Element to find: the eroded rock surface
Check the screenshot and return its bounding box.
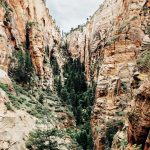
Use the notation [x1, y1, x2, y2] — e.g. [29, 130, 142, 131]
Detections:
[66, 0, 150, 149]
[0, 0, 64, 89]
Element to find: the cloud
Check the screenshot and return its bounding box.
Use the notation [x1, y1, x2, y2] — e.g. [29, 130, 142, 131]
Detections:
[46, 0, 104, 32]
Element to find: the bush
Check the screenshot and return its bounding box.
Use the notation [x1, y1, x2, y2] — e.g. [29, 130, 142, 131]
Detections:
[50, 56, 60, 76]
[5, 102, 14, 111]
[137, 51, 150, 72]
[106, 120, 124, 148]
[0, 0, 13, 12]
[26, 129, 63, 150]
[119, 139, 128, 150]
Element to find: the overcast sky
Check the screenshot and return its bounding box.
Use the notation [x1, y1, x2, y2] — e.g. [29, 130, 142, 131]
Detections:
[46, 0, 104, 32]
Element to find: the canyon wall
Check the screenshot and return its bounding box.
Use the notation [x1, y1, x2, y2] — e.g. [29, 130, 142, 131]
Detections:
[66, 0, 150, 149]
[0, 0, 65, 89]
[0, 0, 75, 149]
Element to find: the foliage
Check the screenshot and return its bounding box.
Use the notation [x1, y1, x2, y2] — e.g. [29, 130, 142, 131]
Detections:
[26, 129, 64, 150]
[137, 51, 150, 72]
[0, 82, 53, 120]
[9, 50, 34, 84]
[50, 55, 62, 93]
[57, 58, 95, 149]
[0, 0, 13, 12]
[105, 36, 119, 46]
[4, 102, 13, 111]
[66, 128, 83, 149]
[67, 125, 93, 150]
[0, 82, 22, 109]
[119, 139, 128, 150]
[0, 0, 13, 26]
[116, 111, 125, 116]
[133, 144, 142, 150]
[45, 45, 50, 56]
[50, 56, 60, 76]
[114, 81, 128, 96]
[143, 5, 149, 16]
[106, 120, 124, 148]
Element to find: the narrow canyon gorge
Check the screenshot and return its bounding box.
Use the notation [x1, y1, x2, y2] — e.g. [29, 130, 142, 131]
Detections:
[0, 0, 150, 150]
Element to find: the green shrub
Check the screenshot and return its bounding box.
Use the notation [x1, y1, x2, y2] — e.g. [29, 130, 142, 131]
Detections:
[51, 57, 95, 150]
[0, 0, 13, 12]
[143, 5, 148, 16]
[119, 139, 128, 149]
[0, 83, 22, 109]
[0, 83, 9, 92]
[114, 81, 128, 96]
[137, 51, 150, 72]
[116, 111, 125, 116]
[45, 45, 50, 56]
[5, 102, 14, 111]
[26, 129, 63, 150]
[57, 58, 95, 149]
[50, 56, 60, 76]
[106, 120, 124, 148]
[105, 36, 119, 46]
[133, 144, 142, 150]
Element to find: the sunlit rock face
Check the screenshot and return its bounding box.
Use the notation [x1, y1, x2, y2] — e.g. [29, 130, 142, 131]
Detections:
[66, 0, 150, 149]
[0, 0, 63, 89]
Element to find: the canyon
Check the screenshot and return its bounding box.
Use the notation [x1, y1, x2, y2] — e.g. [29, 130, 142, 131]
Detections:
[0, 0, 150, 150]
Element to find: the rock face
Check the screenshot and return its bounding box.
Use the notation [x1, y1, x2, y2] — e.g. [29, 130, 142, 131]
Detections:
[0, 1, 73, 150]
[0, 0, 64, 89]
[127, 80, 150, 150]
[66, 0, 150, 149]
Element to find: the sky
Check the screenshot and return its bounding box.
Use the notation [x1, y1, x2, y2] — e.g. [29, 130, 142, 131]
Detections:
[46, 0, 104, 32]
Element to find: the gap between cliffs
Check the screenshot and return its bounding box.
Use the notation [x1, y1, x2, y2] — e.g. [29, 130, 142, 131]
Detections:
[50, 48, 96, 149]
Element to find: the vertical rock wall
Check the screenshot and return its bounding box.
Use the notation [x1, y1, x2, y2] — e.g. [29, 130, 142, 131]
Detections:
[0, 0, 64, 89]
[66, 0, 150, 149]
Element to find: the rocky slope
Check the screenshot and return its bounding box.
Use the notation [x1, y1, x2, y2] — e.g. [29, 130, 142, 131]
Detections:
[66, 0, 150, 149]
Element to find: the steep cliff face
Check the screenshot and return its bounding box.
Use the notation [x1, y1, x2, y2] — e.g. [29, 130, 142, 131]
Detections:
[66, 0, 150, 149]
[0, 0, 64, 89]
[0, 0, 75, 149]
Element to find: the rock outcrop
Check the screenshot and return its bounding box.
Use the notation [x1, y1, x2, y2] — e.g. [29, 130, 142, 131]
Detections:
[0, 0, 64, 89]
[0, 1, 74, 149]
[127, 80, 150, 150]
[66, 0, 150, 149]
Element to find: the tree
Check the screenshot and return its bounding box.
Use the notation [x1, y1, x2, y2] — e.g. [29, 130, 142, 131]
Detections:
[58, 57, 95, 149]
[9, 50, 34, 84]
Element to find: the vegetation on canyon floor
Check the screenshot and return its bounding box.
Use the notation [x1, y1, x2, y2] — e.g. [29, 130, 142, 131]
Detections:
[51, 55, 96, 150]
